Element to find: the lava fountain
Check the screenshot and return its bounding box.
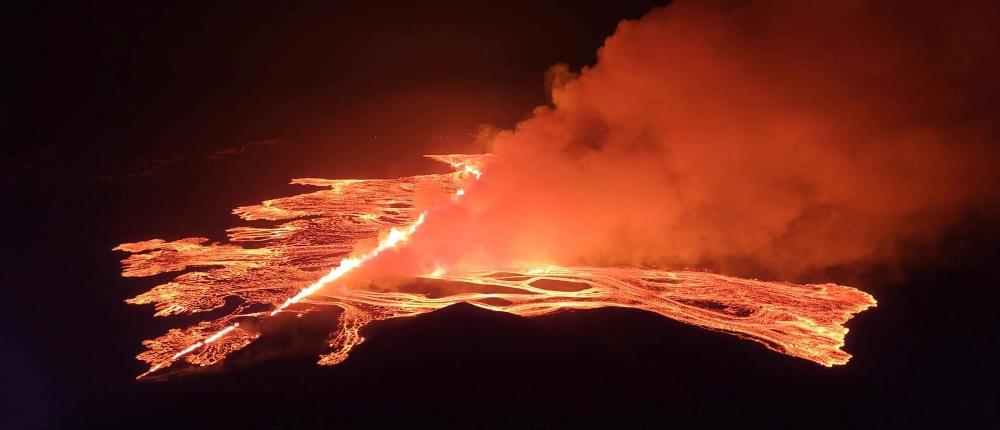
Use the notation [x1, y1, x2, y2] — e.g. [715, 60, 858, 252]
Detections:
[116, 154, 875, 379]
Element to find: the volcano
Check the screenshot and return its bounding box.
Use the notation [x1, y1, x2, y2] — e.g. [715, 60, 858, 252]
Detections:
[6, 0, 997, 428]
[115, 154, 875, 378]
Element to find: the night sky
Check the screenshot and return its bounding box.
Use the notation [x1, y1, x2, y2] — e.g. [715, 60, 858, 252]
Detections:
[3, 1, 998, 428]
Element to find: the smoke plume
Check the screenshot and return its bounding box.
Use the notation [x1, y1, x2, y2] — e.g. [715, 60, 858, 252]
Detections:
[381, 0, 1000, 281]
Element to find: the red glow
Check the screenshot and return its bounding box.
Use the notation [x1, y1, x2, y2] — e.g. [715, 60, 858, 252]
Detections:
[117, 155, 874, 378]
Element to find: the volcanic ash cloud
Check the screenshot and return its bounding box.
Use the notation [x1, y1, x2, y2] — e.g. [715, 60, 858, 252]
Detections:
[405, 0, 1000, 280]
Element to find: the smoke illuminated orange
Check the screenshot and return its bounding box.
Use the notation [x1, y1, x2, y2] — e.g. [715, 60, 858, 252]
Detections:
[116, 155, 875, 378]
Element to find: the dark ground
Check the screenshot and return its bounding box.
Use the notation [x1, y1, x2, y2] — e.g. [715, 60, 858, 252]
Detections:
[2, 1, 998, 428]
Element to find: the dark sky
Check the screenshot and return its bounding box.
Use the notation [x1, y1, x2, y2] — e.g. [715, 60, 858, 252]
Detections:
[2, 1, 998, 429]
[5, 1, 661, 178]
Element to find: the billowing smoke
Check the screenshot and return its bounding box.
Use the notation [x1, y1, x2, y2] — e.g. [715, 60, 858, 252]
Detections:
[373, 0, 999, 281]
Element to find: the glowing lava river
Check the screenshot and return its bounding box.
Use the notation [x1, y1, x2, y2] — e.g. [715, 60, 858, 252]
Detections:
[116, 154, 876, 378]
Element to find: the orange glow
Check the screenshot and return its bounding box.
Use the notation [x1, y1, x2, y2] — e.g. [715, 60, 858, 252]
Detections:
[268, 211, 427, 317]
[117, 155, 874, 378]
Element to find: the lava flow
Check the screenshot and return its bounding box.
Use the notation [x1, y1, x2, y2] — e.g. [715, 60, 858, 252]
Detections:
[116, 154, 875, 378]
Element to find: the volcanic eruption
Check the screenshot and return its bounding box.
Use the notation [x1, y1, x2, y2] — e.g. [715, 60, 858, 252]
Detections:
[118, 155, 875, 378]
[116, 0, 999, 379]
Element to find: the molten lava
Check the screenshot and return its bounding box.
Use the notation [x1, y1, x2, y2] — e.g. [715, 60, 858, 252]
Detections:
[116, 155, 875, 378]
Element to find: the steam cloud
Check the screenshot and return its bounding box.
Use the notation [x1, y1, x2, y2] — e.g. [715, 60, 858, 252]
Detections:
[381, 0, 999, 281]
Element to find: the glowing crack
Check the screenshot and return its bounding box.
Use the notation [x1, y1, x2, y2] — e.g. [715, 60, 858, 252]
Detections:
[116, 154, 875, 378]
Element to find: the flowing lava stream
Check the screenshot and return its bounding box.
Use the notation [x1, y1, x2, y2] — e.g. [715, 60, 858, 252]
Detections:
[116, 155, 875, 378]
